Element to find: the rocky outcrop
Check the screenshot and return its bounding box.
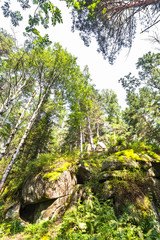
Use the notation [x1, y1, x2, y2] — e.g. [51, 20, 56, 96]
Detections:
[5, 202, 20, 221]
[97, 153, 160, 219]
[101, 158, 139, 172]
[22, 170, 77, 204]
[18, 170, 79, 222]
[3, 150, 160, 226]
[38, 184, 84, 222]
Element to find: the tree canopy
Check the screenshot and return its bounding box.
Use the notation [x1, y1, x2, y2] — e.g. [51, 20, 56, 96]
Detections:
[1, 0, 160, 62]
[72, 0, 160, 63]
[119, 52, 160, 144]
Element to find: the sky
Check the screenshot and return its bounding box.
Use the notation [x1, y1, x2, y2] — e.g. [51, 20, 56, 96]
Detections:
[0, 1, 159, 109]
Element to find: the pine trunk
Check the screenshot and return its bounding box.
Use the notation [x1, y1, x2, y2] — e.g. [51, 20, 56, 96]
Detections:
[87, 115, 94, 150]
[97, 122, 99, 144]
[80, 124, 83, 155]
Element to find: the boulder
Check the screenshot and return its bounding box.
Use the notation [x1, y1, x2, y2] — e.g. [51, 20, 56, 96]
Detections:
[96, 142, 107, 152]
[101, 181, 114, 200]
[20, 170, 87, 223]
[38, 184, 84, 222]
[102, 159, 139, 172]
[22, 170, 77, 204]
[98, 170, 129, 182]
[37, 196, 70, 222]
[5, 202, 20, 220]
[85, 144, 96, 152]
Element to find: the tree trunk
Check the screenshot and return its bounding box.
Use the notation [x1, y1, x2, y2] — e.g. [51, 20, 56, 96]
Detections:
[96, 122, 99, 144]
[0, 91, 36, 161]
[80, 123, 83, 155]
[0, 83, 51, 192]
[106, 0, 159, 14]
[87, 115, 94, 150]
[0, 78, 27, 115]
[0, 101, 16, 128]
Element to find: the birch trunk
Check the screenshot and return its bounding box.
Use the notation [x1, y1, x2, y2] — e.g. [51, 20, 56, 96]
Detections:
[0, 92, 36, 161]
[0, 78, 27, 115]
[0, 99, 18, 128]
[0, 84, 51, 192]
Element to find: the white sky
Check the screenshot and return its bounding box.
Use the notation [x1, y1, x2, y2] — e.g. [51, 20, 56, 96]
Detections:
[0, 0, 159, 109]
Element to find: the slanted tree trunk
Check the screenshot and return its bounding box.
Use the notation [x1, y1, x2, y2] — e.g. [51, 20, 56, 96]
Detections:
[0, 83, 51, 192]
[0, 100, 16, 128]
[0, 91, 36, 161]
[0, 78, 28, 115]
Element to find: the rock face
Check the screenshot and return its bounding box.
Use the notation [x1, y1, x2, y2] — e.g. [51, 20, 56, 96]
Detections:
[22, 170, 77, 204]
[38, 184, 84, 222]
[97, 154, 160, 219]
[4, 150, 160, 226]
[101, 158, 139, 172]
[19, 170, 85, 223]
[5, 202, 20, 221]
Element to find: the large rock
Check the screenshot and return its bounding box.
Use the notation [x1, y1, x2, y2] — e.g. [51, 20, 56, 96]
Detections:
[37, 196, 70, 222]
[98, 170, 130, 183]
[5, 202, 20, 220]
[38, 184, 84, 222]
[22, 170, 77, 204]
[102, 158, 139, 172]
[101, 181, 114, 200]
[85, 143, 96, 152]
[96, 142, 107, 152]
[20, 184, 85, 223]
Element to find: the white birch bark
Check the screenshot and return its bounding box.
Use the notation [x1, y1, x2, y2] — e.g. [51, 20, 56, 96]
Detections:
[0, 91, 36, 161]
[0, 83, 51, 192]
[0, 78, 27, 115]
[0, 100, 17, 128]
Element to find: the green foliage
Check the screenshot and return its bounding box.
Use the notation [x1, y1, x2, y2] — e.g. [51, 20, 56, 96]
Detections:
[43, 161, 72, 181]
[120, 52, 160, 144]
[24, 220, 52, 240]
[56, 195, 160, 239]
[0, 219, 25, 237]
[1, 0, 63, 31]
[0, 151, 79, 200]
[0, 28, 15, 56]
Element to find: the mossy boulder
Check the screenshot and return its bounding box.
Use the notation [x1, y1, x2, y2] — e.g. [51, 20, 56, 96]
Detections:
[96, 148, 160, 219]
[102, 158, 139, 172]
[22, 170, 77, 204]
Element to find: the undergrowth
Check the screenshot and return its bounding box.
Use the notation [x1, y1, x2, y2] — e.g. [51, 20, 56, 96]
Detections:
[56, 195, 160, 240]
[1, 195, 159, 239]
